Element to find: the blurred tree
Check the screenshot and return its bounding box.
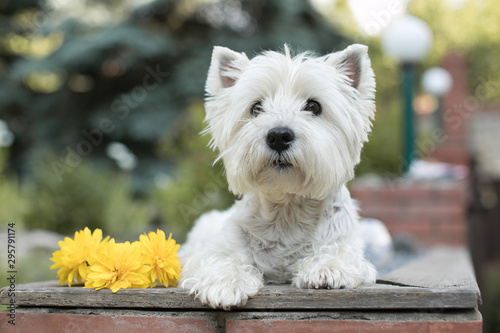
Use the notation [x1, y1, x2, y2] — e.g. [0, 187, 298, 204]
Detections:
[0, 0, 351, 235]
[0, 148, 28, 228]
[311, 0, 404, 176]
[314, 0, 500, 177]
[353, 40, 402, 176]
[0, 0, 348, 194]
[148, 0, 351, 234]
[410, 0, 500, 102]
[24, 153, 153, 237]
[151, 101, 234, 239]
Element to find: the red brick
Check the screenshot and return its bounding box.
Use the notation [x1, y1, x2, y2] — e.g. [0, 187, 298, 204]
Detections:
[431, 213, 466, 229]
[357, 205, 402, 220]
[438, 221, 467, 233]
[429, 147, 470, 165]
[1, 314, 482, 333]
[433, 231, 468, 247]
[352, 179, 469, 246]
[437, 188, 468, 205]
[435, 210, 467, 223]
[406, 205, 464, 222]
[422, 230, 467, 247]
[386, 222, 432, 236]
[379, 188, 405, 204]
[226, 319, 482, 333]
[350, 189, 374, 202]
[397, 188, 432, 202]
[0, 312, 216, 333]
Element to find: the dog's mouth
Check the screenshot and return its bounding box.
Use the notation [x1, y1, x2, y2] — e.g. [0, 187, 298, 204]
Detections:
[271, 158, 293, 169]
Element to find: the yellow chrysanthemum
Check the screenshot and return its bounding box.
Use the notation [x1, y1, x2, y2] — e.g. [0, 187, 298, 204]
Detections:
[50, 227, 109, 287]
[84, 240, 150, 293]
[139, 229, 181, 287]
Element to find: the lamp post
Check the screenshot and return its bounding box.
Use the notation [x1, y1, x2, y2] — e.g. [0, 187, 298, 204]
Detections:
[421, 67, 453, 129]
[382, 16, 432, 174]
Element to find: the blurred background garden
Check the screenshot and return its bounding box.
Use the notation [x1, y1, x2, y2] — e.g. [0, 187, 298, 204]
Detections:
[1, 0, 500, 330]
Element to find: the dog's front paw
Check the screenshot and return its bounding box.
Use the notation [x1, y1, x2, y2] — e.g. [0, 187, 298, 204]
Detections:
[181, 266, 263, 310]
[293, 265, 361, 289]
[293, 248, 376, 289]
[194, 280, 254, 310]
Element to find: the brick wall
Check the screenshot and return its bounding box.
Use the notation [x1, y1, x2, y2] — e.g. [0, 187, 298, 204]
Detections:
[350, 53, 473, 248]
[351, 179, 468, 247]
[428, 53, 470, 165]
[1, 309, 483, 333]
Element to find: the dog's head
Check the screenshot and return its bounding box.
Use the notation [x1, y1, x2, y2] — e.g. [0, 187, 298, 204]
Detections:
[204, 45, 375, 199]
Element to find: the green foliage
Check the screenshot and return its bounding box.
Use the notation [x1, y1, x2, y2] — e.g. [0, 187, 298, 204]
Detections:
[103, 176, 155, 239]
[410, 0, 500, 103]
[0, 148, 29, 228]
[484, 265, 500, 333]
[152, 102, 234, 239]
[1, 247, 54, 311]
[0, 0, 353, 239]
[468, 44, 500, 103]
[356, 101, 402, 176]
[1, 0, 348, 191]
[321, 0, 500, 177]
[5, 248, 54, 286]
[355, 40, 403, 176]
[24, 154, 152, 239]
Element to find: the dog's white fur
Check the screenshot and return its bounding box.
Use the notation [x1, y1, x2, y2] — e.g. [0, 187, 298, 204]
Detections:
[179, 44, 377, 309]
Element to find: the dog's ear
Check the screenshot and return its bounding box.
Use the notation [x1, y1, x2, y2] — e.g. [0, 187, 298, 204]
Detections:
[323, 44, 375, 95]
[206, 46, 249, 95]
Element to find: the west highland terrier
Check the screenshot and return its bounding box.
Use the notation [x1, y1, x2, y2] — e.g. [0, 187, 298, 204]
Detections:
[179, 44, 377, 309]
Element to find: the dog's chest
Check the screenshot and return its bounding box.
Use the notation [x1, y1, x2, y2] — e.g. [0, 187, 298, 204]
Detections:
[242, 211, 318, 283]
[251, 238, 312, 283]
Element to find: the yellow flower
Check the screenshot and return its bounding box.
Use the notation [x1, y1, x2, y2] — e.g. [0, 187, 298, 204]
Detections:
[84, 240, 150, 293]
[50, 227, 109, 287]
[139, 230, 181, 287]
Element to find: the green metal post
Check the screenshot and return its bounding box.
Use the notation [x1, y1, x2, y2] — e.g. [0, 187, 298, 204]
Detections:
[402, 63, 415, 174]
[435, 96, 443, 130]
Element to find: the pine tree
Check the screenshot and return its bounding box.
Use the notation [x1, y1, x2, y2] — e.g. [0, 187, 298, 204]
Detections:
[0, 0, 348, 191]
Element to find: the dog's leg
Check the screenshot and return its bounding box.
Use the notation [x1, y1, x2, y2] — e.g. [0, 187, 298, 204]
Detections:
[181, 248, 263, 309]
[292, 241, 376, 289]
[292, 190, 377, 290]
[180, 216, 263, 310]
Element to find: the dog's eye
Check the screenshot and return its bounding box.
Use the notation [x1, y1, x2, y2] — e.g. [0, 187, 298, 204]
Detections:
[250, 101, 264, 117]
[304, 100, 322, 116]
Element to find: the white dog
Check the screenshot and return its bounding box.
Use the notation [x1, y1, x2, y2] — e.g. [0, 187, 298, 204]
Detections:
[179, 44, 377, 310]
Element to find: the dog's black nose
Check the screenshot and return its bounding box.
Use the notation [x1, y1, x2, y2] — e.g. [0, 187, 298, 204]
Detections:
[266, 127, 295, 153]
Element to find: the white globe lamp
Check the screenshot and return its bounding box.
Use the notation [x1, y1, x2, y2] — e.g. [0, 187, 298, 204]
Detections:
[421, 67, 453, 97]
[382, 16, 433, 63]
[421, 67, 453, 128]
[381, 15, 433, 174]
